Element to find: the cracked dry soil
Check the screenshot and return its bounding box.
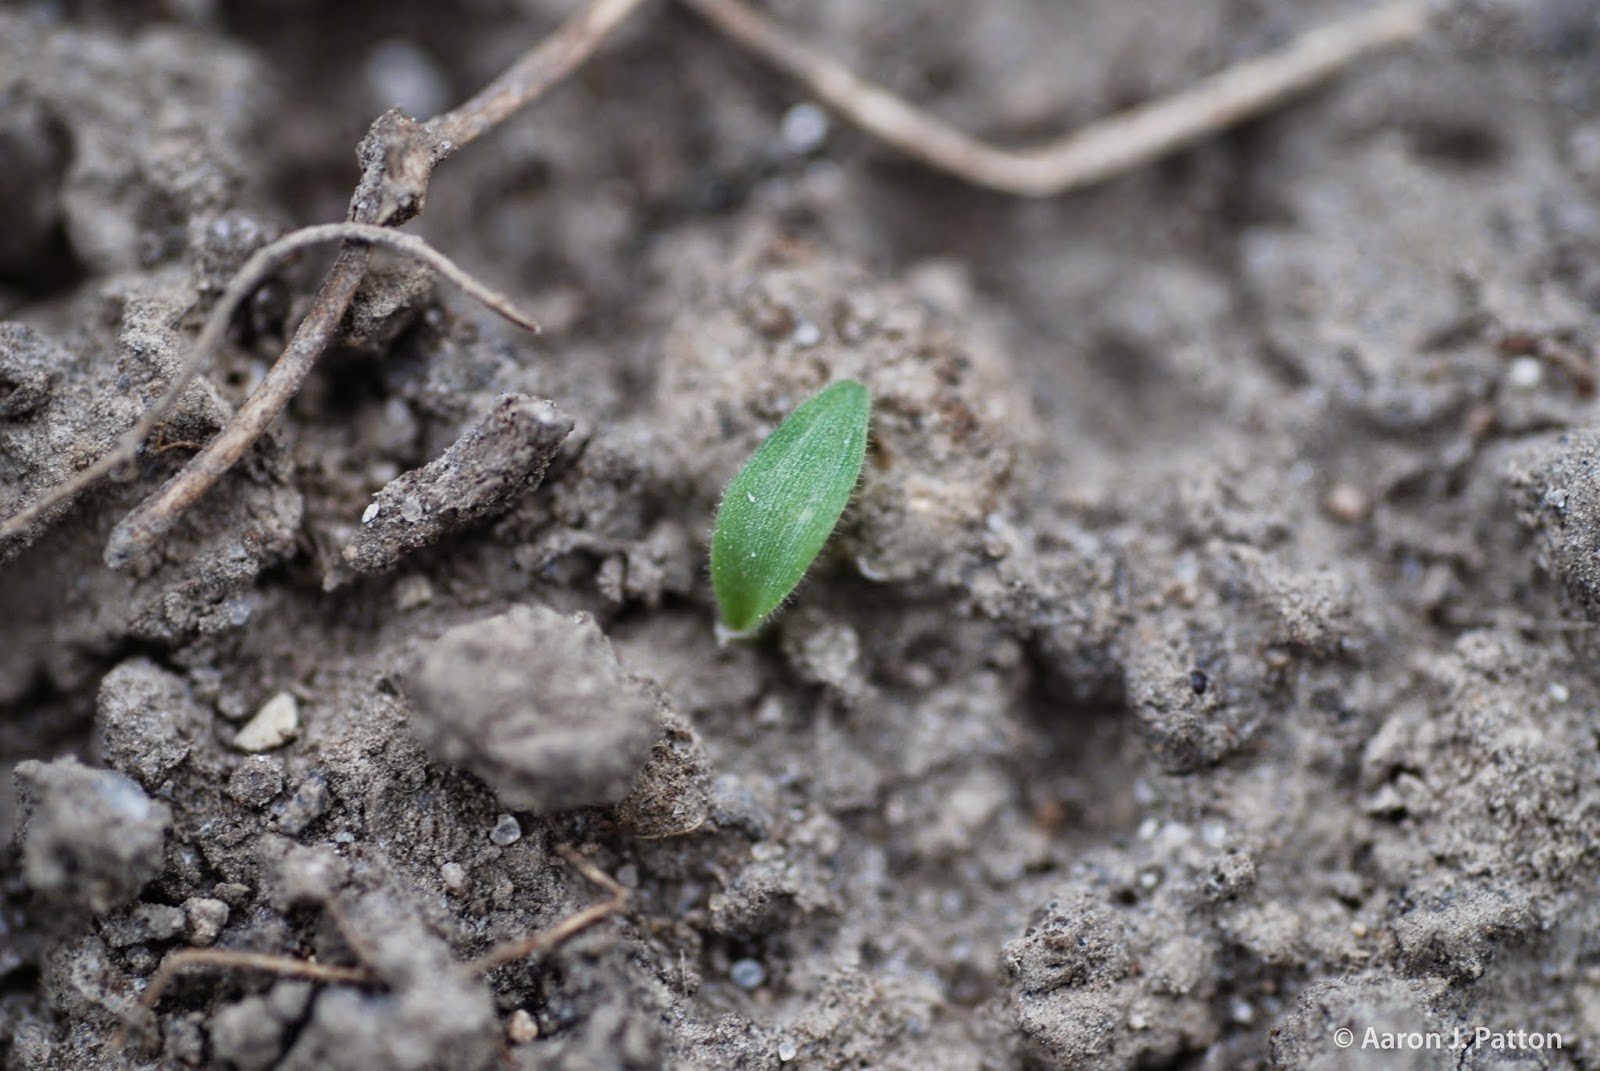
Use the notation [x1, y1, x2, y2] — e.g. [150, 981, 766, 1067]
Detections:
[5, 1, 1600, 1069]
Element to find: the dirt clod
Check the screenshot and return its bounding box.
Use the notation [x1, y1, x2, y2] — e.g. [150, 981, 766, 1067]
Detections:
[14, 757, 171, 914]
[406, 604, 662, 813]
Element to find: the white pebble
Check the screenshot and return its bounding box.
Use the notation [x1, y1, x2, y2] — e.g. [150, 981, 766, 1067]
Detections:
[780, 102, 829, 154]
[440, 862, 467, 892]
[506, 1008, 539, 1044]
[791, 319, 821, 347]
[362, 501, 380, 524]
[1507, 356, 1543, 390]
[232, 692, 299, 752]
[777, 1038, 798, 1062]
[489, 814, 522, 846]
[730, 958, 766, 990]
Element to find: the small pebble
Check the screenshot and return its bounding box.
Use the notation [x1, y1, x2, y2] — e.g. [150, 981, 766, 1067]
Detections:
[1549, 682, 1570, 703]
[506, 1009, 539, 1044]
[729, 958, 766, 990]
[440, 861, 467, 892]
[233, 692, 299, 752]
[1507, 355, 1543, 390]
[489, 814, 522, 846]
[1324, 482, 1369, 524]
[790, 319, 821, 347]
[226, 755, 285, 808]
[777, 1038, 799, 1062]
[362, 501, 381, 524]
[183, 897, 230, 946]
[273, 773, 331, 836]
[780, 102, 829, 154]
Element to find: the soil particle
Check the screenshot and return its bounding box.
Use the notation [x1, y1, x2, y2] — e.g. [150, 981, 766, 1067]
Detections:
[181, 896, 229, 946]
[1004, 891, 1216, 1069]
[208, 980, 312, 1071]
[337, 392, 572, 581]
[1507, 429, 1600, 619]
[94, 658, 209, 790]
[405, 603, 663, 813]
[13, 756, 171, 914]
[225, 754, 285, 808]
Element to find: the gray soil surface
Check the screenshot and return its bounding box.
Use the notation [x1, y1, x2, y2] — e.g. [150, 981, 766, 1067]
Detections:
[4, 1, 1600, 1069]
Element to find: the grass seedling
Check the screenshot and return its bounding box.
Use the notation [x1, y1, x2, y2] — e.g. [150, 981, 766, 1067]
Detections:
[710, 380, 870, 640]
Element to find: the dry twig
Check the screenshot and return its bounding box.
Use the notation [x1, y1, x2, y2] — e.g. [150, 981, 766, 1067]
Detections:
[134, 948, 375, 1012]
[681, 0, 1430, 197]
[114, 949, 373, 1049]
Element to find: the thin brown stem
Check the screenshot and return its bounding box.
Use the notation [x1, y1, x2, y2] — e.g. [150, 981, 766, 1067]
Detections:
[681, 0, 1430, 197]
[115, 948, 373, 1048]
[99, 224, 539, 568]
[140, 948, 374, 1010]
[426, 0, 651, 156]
[470, 846, 628, 973]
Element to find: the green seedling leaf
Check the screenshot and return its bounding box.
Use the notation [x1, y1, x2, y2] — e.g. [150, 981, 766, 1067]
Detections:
[711, 379, 871, 639]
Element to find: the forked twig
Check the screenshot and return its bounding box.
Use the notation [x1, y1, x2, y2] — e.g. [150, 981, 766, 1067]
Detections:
[97, 225, 539, 567]
[0, 0, 645, 566]
[135, 948, 375, 1011]
[681, 0, 1430, 197]
[114, 949, 373, 1048]
[471, 846, 628, 973]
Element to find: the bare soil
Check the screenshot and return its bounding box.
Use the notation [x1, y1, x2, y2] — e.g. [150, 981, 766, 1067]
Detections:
[4, 2, 1600, 1069]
